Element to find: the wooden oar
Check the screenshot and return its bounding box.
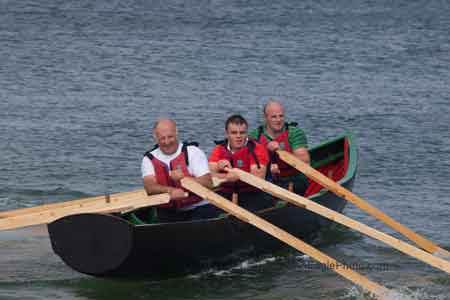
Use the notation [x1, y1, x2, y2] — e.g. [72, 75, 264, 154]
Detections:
[229, 167, 450, 275]
[0, 190, 170, 231]
[0, 189, 148, 218]
[180, 178, 392, 300]
[277, 150, 450, 258]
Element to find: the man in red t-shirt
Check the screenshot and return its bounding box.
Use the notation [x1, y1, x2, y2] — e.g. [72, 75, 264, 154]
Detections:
[209, 114, 274, 211]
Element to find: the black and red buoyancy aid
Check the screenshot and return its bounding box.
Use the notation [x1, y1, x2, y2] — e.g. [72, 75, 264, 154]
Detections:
[257, 122, 298, 177]
[144, 142, 203, 209]
[214, 139, 261, 193]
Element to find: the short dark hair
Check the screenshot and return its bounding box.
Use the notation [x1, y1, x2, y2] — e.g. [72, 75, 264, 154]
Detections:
[225, 114, 248, 130]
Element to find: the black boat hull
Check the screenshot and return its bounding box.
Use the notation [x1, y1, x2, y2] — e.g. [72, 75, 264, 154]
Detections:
[48, 134, 357, 277]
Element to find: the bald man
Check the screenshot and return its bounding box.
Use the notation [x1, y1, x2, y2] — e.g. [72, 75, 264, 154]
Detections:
[249, 100, 310, 195]
[141, 119, 220, 221]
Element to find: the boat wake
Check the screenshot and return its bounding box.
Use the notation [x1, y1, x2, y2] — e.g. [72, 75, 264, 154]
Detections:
[343, 286, 448, 300]
[188, 256, 282, 278]
[188, 252, 315, 279]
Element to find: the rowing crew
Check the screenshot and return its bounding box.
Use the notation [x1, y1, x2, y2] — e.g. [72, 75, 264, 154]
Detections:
[141, 100, 310, 222]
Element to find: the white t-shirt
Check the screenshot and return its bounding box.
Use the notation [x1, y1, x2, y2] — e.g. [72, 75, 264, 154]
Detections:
[141, 143, 210, 210]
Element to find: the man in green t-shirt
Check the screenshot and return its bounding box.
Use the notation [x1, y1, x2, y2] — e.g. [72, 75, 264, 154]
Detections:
[249, 100, 310, 195]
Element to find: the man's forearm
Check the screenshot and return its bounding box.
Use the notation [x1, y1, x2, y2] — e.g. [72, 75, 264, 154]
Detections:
[208, 163, 227, 182]
[144, 181, 174, 195]
[144, 176, 212, 195]
[193, 173, 213, 189]
[208, 162, 221, 173]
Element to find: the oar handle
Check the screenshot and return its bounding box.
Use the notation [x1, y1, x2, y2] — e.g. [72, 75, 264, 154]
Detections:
[0, 192, 170, 231]
[232, 193, 239, 204]
[288, 182, 294, 192]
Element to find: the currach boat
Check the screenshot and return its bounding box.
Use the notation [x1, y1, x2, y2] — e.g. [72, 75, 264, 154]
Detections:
[47, 134, 357, 277]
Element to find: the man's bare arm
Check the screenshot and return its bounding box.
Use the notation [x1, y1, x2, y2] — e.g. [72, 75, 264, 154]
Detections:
[209, 162, 239, 182]
[193, 173, 213, 189]
[143, 175, 175, 195]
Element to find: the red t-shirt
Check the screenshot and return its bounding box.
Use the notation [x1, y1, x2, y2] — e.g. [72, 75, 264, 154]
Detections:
[209, 142, 269, 167]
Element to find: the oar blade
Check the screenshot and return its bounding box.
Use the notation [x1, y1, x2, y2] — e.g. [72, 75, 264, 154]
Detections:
[180, 178, 391, 299]
[277, 149, 449, 257]
[228, 167, 450, 275]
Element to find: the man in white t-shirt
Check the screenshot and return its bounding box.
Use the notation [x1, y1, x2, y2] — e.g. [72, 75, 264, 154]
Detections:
[141, 118, 221, 221]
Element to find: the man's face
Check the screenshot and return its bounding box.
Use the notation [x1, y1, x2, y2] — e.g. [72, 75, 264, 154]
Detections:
[226, 122, 248, 151]
[154, 122, 179, 155]
[265, 104, 285, 133]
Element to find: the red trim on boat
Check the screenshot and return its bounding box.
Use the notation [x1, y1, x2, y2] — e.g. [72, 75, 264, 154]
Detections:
[304, 138, 349, 197]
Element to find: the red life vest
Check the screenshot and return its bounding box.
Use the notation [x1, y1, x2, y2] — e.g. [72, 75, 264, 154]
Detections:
[213, 139, 261, 193]
[257, 122, 298, 177]
[144, 143, 203, 209]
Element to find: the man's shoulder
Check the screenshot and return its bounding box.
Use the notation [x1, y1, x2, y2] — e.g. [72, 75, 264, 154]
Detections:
[208, 144, 223, 162]
[186, 143, 205, 152]
[143, 147, 159, 158]
[186, 144, 208, 159]
[142, 154, 151, 165]
[287, 123, 308, 148]
[288, 123, 306, 136]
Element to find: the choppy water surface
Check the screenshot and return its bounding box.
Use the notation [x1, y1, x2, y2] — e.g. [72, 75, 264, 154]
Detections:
[1, 0, 450, 299]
